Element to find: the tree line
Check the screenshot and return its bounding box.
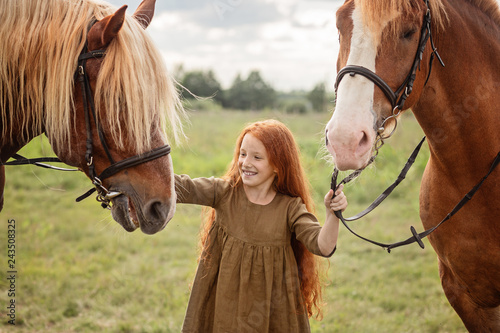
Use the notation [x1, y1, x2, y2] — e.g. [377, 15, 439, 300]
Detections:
[175, 65, 333, 113]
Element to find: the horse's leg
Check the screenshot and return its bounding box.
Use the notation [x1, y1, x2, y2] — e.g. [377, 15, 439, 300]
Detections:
[0, 165, 4, 211]
[439, 259, 500, 332]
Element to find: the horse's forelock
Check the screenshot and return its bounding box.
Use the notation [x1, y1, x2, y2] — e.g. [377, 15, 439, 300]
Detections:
[353, 0, 448, 38]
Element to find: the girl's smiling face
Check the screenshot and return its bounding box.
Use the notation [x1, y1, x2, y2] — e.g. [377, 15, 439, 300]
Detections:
[238, 134, 276, 191]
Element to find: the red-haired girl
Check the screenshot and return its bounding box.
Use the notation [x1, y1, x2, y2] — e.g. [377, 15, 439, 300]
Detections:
[175, 119, 347, 332]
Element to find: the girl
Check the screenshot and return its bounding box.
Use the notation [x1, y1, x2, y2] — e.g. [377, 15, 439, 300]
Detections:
[175, 119, 347, 332]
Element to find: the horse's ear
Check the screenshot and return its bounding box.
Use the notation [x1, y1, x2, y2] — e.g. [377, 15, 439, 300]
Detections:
[132, 0, 156, 29]
[87, 5, 127, 50]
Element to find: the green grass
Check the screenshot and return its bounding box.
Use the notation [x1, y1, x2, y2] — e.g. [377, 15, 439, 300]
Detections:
[0, 110, 466, 332]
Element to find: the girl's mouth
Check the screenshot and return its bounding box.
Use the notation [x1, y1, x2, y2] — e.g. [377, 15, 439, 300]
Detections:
[242, 170, 257, 177]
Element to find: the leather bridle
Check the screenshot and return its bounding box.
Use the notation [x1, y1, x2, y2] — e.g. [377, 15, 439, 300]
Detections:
[329, 0, 444, 204]
[328, 0, 499, 252]
[73, 44, 171, 208]
[4, 27, 172, 209]
[334, 0, 444, 142]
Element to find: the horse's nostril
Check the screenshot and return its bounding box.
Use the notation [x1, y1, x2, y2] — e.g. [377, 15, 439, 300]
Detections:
[325, 129, 329, 146]
[355, 130, 372, 157]
[139, 199, 171, 234]
[146, 200, 168, 222]
[359, 131, 369, 148]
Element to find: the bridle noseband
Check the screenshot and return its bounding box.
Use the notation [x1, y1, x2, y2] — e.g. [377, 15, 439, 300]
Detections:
[4, 25, 172, 210]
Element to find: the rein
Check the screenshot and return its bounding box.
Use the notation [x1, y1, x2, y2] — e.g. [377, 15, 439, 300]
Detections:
[3, 25, 172, 209]
[331, 142, 500, 253]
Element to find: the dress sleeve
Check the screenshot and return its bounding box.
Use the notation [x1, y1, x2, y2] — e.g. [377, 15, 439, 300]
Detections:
[288, 197, 336, 258]
[175, 174, 226, 207]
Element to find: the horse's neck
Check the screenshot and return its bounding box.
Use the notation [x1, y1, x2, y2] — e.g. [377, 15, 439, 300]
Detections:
[1, 141, 24, 163]
[1, 123, 41, 211]
[0, 165, 4, 212]
[0, 132, 19, 213]
[1, 126, 41, 163]
[413, 1, 500, 176]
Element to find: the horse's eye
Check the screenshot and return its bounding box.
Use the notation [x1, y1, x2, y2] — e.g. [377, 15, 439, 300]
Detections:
[402, 28, 417, 39]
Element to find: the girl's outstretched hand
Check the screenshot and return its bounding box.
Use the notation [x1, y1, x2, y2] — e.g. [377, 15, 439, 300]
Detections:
[324, 184, 348, 213]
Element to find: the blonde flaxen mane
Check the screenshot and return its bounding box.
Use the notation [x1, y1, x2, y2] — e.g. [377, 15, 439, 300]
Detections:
[0, 0, 184, 152]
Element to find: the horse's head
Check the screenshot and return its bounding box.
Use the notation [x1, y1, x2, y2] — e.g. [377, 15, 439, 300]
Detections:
[50, 0, 184, 234]
[325, 0, 444, 171]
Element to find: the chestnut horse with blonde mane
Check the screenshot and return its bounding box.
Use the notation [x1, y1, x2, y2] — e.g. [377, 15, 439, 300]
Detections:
[0, 0, 185, 234]
[326, 0, 500, 331]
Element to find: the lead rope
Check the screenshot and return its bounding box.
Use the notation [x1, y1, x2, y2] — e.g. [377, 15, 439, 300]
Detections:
[331, 138, 500, 253]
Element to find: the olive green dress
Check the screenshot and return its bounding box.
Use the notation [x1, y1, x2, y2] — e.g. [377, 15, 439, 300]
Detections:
[175, 175, 334, 333]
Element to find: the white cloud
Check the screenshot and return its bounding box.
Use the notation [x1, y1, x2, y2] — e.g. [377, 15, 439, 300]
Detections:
[292, 2, 338, 28]
[106, 0, 343, 91]
[260, 20, 291, 40]
[150, 12, 183, 31]
[206, 27, 237, 41]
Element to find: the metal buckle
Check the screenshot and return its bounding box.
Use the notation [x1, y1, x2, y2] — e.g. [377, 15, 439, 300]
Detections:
[92, 177, 122, 209]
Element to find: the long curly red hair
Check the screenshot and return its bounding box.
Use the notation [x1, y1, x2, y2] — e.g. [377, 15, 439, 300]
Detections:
[199, 119, 324, 319]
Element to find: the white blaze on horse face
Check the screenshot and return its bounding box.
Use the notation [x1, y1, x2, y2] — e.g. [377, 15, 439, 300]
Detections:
[326, 6, 380, 171]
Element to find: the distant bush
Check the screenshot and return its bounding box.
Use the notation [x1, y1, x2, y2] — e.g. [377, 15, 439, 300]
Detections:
[223, 70, 277, 110]
[179, 69, 224, 105]
[285, 101, 308, 114]
[307, 82, 327, 112]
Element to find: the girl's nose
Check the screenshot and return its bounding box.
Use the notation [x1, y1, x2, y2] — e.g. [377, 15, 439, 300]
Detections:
[242, 158, 252, 168]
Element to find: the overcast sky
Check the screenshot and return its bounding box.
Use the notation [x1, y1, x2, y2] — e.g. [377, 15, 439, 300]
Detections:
[105, 0, 344, 92]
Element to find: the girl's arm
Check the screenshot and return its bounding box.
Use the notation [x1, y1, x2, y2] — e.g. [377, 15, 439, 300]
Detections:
[175, 174, 225, 207]
[317, 185, 347, 256]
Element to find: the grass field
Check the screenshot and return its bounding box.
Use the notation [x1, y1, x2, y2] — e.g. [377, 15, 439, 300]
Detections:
[0, 109, 466, 332]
